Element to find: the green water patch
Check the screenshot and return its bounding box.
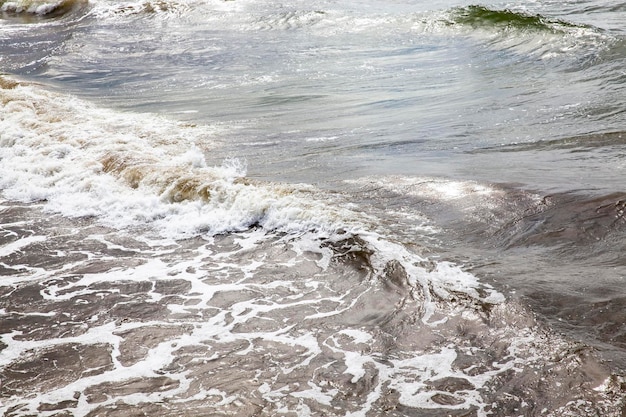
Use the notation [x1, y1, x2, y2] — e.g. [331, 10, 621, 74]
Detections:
[449, 5, 582, 33]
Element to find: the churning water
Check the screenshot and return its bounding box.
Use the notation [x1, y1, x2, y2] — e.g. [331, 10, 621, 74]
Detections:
[1, 0, 625, 415]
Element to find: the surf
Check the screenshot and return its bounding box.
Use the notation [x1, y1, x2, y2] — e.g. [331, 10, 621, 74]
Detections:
[0, 0, 87, 21]
[0, 72, 624, 416]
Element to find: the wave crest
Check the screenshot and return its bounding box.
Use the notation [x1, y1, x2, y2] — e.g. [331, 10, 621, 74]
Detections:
[0, 0, 87, 20]
[448, 5, 582, 33]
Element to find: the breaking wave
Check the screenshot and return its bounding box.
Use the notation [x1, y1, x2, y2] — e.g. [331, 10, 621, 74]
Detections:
[447, 5, 586, 33]
[0, 73, 625, 415]
[0, 0, 86, 19]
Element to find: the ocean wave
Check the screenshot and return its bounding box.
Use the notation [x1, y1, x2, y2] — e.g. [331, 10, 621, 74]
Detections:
[86, 0, 192, 19]
[430, 5, 610, 62]
[0, 0, 87, 19]
[447, 5, 584, 33]
[247, 9, 328, 31]
[0, 76, 381, 243]
[58, 0, 614, 66]
[0, 76, 504, 307]
[214, 3, 612, 62]
[1, 75, 625, 416]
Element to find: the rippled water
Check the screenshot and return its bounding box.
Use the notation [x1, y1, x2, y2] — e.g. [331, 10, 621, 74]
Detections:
[1, 0, 625, 415]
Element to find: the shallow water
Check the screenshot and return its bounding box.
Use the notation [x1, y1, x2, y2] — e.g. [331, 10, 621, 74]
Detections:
[1, 0, 626, 415]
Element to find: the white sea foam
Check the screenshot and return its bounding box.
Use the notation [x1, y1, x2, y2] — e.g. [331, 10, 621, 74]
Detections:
[0, 230, 489, 415]
[1, 211, 621, 416]
[0, 0, 68, 15]
[0, 79, 360, 239]
[0, 235, 46, 257]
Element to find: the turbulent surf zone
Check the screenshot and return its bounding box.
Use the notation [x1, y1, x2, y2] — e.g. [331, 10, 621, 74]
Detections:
[2, 0, 626, 414]
[0, 76, 624, 416]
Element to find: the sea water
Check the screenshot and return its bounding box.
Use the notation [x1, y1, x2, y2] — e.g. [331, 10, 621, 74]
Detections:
[1, 0, 625, 415]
